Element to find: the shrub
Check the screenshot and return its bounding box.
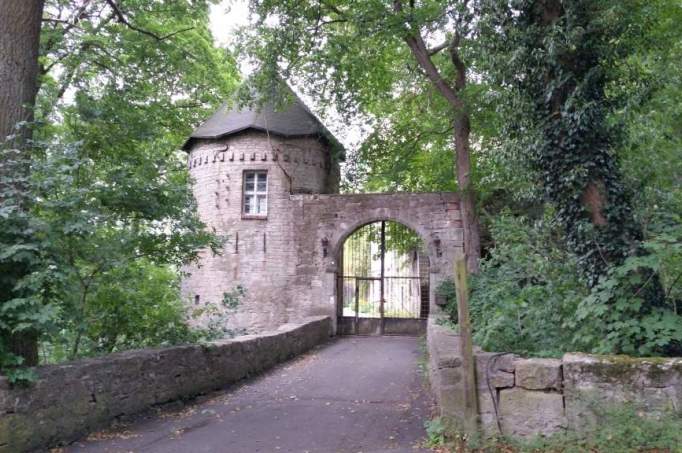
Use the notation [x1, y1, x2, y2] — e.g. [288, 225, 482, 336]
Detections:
[42, 261, 199, 362]
[568, 222, 682, 356]
[445, 211, 682, 358]
[462, 212, 587, 357]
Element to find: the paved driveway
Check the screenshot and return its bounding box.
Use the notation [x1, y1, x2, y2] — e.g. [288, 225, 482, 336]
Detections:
[66, 336, 433, 453]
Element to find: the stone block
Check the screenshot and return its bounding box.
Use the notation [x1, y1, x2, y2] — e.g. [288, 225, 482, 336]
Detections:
[562, 353, 682, 431]
[499, 388, 566, 437]
[437, 354, 462, 369]
[439, 367, 463, 386]
[516, 358, 562, 390]
[475, 353, 516, 389]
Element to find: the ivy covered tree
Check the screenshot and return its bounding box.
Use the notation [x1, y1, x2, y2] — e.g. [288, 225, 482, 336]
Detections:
[475, 0, 681, 354]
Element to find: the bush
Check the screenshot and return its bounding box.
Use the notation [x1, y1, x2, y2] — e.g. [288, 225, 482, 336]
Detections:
[445, 212, 682, 358]
[460, 212, 587, 357]
[42, 261, 199, 362]
[436, 279, 458, 324]
[568, 223, 682, 356]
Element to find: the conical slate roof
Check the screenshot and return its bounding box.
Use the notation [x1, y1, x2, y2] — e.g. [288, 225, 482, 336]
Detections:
[182, 92, 343, 155]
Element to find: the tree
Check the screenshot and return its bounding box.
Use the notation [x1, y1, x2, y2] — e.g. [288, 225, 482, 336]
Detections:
[475, 0, 681, 353]
[240, 0, 482, 272]
[1, 0, 238, 375]
[0, 0, 44, 145]
[0, 0, 46, 366]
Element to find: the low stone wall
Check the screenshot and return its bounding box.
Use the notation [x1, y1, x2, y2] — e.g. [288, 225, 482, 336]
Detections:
[427, 316, 682, 439]
[0, 316, 331, 452]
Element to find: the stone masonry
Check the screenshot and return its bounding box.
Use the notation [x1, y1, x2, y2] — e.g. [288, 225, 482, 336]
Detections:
[427, 316, 682, 439]
[0, 316, 332, 452]
[181, 101, 463, 334]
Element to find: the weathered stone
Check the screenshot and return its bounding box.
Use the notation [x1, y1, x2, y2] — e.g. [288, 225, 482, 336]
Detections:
[515, 358, 562, 390]
[0, 316, 331, 453]
[477, 388, 501, 436]
[182, 122, 463, 335]
[427, 318, 468, 429]
[562, 353, 682, 431]
[438, 354, 463, 369]
[499, 388, 566, 437]
[475, 353, 516, 389]
[428, 330, 682, 441]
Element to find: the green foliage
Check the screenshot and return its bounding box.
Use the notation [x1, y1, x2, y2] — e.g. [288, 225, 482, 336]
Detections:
[476, 0, 647, 283]
[191, 285, 246, 341]
[451, 213, 681, 357]
[1, 0, 239, 376]
[471, 0, 682, 355]
[569, 224, 682, 355]
[39, 0, 237, 142]
[423, 417, 446, 448]
[42, 262, 195, 362]
[239, 0, 496, 194]
[0, 136, 223, 371]
[436, 279, 458, 324]
[618, 2, 682, 236]
[464, 212, 587, 357]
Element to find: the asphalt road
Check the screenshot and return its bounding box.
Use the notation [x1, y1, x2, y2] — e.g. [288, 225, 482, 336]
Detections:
[65, 336, 434, 453]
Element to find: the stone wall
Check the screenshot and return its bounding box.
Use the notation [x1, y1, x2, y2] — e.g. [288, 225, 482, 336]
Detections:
[181, 130, 339, 332]
[0, 316, 331, 453]
[290, 192, 463, 332]
[427, 317, 682, 439]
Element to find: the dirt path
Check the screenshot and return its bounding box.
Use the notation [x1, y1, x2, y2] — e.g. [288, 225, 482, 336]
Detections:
[65, 336, 434, 453]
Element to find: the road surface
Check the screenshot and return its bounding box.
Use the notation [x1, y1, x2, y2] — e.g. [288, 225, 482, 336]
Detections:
[66, 336, 433, 453]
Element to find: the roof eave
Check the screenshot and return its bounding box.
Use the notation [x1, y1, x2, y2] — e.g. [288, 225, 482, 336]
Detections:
[182, 127, 345, 160]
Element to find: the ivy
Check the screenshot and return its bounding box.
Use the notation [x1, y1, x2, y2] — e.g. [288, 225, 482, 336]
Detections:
[473, 0, 681, 354]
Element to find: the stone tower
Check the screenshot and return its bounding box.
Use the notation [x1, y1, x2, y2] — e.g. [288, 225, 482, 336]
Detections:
[181, 95, 342, 332]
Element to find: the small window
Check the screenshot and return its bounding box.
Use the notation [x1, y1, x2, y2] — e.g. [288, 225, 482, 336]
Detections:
[243, 170, 268, 216]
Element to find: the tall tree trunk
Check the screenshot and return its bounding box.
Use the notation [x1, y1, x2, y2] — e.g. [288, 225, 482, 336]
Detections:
[454, 112, 481, 274]
[0, 0, 44, 145]
[0, 0, 46, 367]
[393, 0, 482, 273]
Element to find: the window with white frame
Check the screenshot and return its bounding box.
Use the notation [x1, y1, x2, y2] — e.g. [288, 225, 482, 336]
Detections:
[243, 170, 268, 216]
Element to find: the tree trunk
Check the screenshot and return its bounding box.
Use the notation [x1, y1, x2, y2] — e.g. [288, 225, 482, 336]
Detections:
[393, 0, 482, 274]
[0, 0, 44, 145]
[0, 0, 46, 367]
[454, 113, 481, 274]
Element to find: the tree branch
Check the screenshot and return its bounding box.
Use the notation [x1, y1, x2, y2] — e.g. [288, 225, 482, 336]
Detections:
[449, 32, 466, 91]
[392, 0, 464, 111]
[104, 0, 193, 41]
[428, 41, 449, 56]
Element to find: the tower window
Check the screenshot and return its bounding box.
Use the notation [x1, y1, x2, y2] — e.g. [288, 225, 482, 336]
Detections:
[243, 170, 268, 217]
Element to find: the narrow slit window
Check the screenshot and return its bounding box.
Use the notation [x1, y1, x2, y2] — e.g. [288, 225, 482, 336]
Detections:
[243, 170, 268, 216]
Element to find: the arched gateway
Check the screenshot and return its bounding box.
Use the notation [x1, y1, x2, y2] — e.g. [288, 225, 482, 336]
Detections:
[288, 192, 462, 334]
[180, 91, 463, 334]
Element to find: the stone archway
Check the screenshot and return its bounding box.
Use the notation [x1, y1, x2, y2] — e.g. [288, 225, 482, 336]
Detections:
[336, 219, 430, 335]
[289, 192, 463, 334]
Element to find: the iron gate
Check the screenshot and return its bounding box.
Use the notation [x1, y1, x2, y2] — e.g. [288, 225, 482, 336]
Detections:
[337, 221, 429, 335]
